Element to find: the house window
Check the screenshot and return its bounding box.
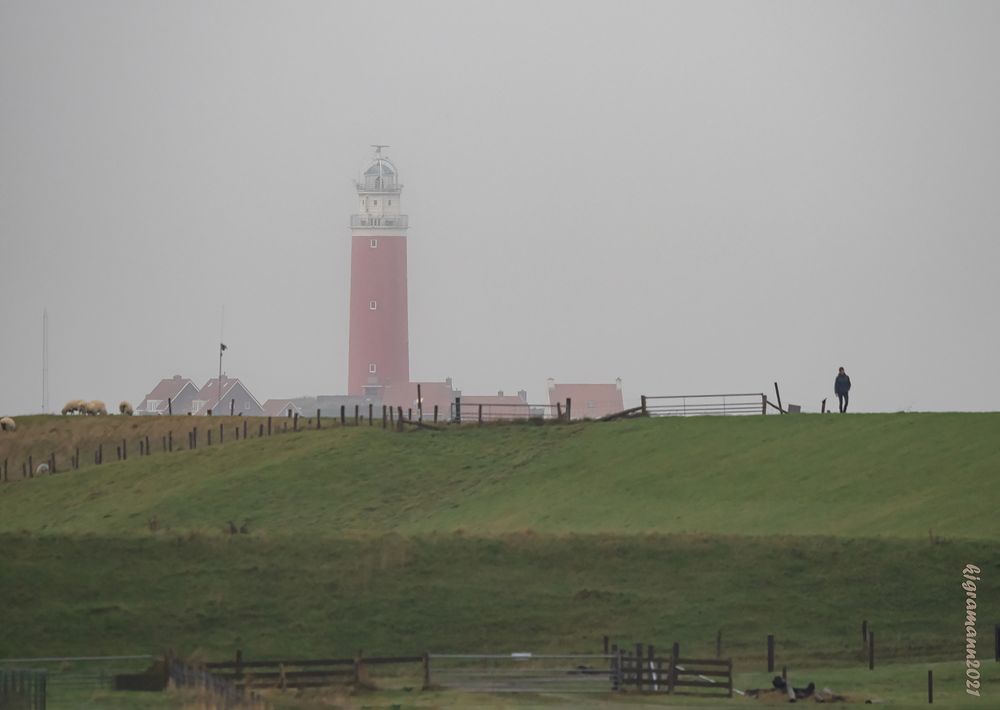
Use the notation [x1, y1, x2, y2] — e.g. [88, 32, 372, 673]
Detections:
[373, 199, 378, 206]
[369, 363, 377, 374]
[369, 300, 377, 310]
[370, 239, 378, 248]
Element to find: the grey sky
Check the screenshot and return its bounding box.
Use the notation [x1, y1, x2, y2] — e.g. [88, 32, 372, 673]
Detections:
[2, 1, 999, 415]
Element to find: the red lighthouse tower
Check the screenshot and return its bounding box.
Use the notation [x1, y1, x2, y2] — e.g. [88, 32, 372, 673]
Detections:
[347, 146, 410, 401]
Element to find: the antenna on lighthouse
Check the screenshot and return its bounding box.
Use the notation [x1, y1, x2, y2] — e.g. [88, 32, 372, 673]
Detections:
[370, 144, 389, 156]
[42, 307, 49, 414]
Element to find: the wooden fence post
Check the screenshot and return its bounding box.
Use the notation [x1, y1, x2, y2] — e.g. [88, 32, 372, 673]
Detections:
[397, 406, 404, 431]
[774, 382, 783, 413]
[995, 624, 999, 662]
[382, 405, 387, 428]
[647, 645, 656, 691]
[566, 397, 572, 421]
[928, 669, 933, 703]
[353, 649, 363, 685]
[235, 649, 243, 685]
[869, 631, 874, 670]
[207, 430, 212, 446]
[455, 397, 461, 424]
[641, 395, 647, 415]
[230, 398, 235, 416]
[635, 642, 643, 690]
[369, 403, 373, 426]
[354, 405, 359, 425]
[434, 404, 439, 423]
[417, 384, 423, 421]
[167, 432, 172, 452]
[862, 619, 868, 644]
[259, 423, 264, 437]
[478, 404, 483, 425]
[767, 634, 775, 673]
[556, 401, 562, 420]
[268, 417, 272, 436]
[603, 635, 609, 654]
[762, 393, 768, 415]
[220, 423, 224, 444]
[408, 407, 412, 422]
[167, 397, 172, 415]
[145, 436, 149, 455]
[294, 413, 299, 431]
[668, 642, 679, 694]
[116, 446, 121, 461]
[340, 406, 346, 425]
[422, 652, 431, 690]
[389, 407, 394, 426]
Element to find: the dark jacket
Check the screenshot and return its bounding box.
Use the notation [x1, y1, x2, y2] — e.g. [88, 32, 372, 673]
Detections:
[835, 373, 851, 395]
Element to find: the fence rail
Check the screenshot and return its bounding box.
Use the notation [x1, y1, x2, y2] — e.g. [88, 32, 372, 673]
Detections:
[202, 650, 424, 691]
[642, 393, 767, 417]
[451, 400, 565, 423]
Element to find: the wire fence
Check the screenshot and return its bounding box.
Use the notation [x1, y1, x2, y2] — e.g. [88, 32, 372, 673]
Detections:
[428, 653, 613, 693]
[0, 655, 153, 709]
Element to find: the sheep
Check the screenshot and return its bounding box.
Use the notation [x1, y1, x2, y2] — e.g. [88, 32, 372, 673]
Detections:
[119, 401, 134, 416]
[35, 462, 50, 475]
[0, 416, 15, 432]
[62, 399, 85, 415]
[83, 400, 108, 416]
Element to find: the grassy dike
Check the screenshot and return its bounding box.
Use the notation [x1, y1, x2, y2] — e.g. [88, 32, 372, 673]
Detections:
[1, 413, 998, 706]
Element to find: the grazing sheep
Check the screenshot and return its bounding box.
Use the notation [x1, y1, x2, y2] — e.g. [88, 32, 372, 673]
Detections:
[35, 462, 50, 476]
[0, 416, 15, 432]
[119, 401, 134, 416]
[62, 399, 85, 415]
[83, 400, 108, 416]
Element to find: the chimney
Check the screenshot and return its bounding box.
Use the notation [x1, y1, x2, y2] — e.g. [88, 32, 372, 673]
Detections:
[547, 378, 555, 390]
[517, 389, 527, 401]
[616, 377, 622, 391]
[498, 390, 504, 397]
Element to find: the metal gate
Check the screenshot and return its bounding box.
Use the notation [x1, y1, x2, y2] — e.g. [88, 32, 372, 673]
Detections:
[427, 653, 613, 693]
[0, 669, 48, 709]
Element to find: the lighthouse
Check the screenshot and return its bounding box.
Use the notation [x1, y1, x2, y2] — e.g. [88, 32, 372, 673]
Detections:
[347, 146, 410, 401]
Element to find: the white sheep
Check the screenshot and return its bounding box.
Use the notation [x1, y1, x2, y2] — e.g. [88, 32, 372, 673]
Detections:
[119, 401, 134, 416]
[62, 399, 85, 415]
[35, 462, 50, 475]
[0, 416, 15, 432]
[83, 400, 108, 416]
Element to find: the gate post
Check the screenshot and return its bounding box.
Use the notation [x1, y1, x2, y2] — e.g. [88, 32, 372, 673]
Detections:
[422, 652, 431, 689]
[668, 642, 679, 694]
[635, 643, 643, 690]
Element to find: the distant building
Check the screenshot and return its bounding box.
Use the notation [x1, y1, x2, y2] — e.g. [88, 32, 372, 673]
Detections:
[193, 376, 265, 416]
[135, 375, 200, 416]
[261, 399, 304, 418]
[462, 390, 530, 420]
[547, 378, 624, 420]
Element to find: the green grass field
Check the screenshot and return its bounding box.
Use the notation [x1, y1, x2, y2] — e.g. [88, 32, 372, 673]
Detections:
[1, 412, 998, 707]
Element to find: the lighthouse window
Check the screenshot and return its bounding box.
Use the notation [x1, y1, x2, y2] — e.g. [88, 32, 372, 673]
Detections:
[373, 200, 378, 206]
[369, 300, 377, 310]
[369, 363, 377, 374]
[388, 200, 392, 205]
[370, 239, 378, 248]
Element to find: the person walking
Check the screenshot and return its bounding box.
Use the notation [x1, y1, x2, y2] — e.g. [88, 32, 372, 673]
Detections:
[835, 367, 851, 413]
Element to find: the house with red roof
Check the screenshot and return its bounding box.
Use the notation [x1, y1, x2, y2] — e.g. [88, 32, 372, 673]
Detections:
[547, 378, 624, 420]
[135, 375, 200, 416]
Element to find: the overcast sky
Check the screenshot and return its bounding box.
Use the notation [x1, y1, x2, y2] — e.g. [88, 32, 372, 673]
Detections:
[2, 1, 999, 415]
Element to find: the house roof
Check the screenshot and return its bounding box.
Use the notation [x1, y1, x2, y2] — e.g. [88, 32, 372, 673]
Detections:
[138, 376, 198, 412]
[194, 376, 262, 415]
[261, 399, 302, 418]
